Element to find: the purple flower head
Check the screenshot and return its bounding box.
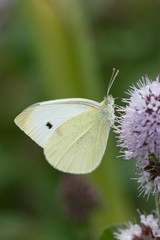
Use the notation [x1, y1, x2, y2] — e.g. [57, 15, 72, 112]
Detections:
[137, 161, 160, 197]
[118, 75, 160, 162]
[114, 214, 160, 240]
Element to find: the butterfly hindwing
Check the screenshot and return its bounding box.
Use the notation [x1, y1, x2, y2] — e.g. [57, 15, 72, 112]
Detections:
[44, 109, 110, 174]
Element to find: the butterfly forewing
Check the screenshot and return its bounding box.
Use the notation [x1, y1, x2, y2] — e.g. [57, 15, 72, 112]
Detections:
[44, 109, 110, 174]
[14, 99, 101, 148]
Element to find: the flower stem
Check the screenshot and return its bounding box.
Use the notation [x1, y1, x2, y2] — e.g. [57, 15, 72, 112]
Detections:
[155, 193, 160, 226]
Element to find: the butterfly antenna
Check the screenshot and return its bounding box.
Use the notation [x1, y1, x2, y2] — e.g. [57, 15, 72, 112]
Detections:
[107, 68, 119, 95]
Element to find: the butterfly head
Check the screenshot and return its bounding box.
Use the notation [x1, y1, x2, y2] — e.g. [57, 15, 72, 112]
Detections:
[105, 94, 114, 105]
[100, 94, 114, 108]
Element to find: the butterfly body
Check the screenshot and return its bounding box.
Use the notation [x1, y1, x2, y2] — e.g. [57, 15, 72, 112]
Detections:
[100, 95, 115, 126]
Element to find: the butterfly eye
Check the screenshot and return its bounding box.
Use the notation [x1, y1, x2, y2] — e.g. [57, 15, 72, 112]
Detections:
[46, 122, 53, 129]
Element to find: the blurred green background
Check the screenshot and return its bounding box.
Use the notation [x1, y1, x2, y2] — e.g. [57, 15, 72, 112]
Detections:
[0, 0, 159, 239]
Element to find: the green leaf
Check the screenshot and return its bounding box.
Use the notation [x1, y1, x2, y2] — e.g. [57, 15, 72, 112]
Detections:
[98, 226, 117, 240]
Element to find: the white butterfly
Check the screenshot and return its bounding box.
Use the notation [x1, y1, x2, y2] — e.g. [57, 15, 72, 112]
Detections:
[14, 69, 118, 174]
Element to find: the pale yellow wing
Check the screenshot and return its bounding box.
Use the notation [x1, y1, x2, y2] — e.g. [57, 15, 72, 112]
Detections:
[44, 109, 110, 174]
[14, 99, 99, 148]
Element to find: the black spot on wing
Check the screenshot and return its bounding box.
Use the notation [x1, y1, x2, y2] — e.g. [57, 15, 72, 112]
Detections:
[46, 122, 53, 129]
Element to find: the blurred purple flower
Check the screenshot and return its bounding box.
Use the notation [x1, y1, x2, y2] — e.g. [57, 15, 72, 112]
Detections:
[60, 175, 100, 222]
[114, 214, 160, 240]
